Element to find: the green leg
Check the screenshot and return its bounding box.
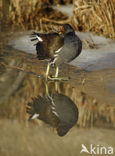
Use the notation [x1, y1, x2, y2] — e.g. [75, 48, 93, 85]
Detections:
[46, 63, 69, 81]
[45, 82, 49, 95]
[45, 81, 59, 95]
[48, 76, 69, 81]
[55, 81, 59, 92]
[55, 66, 59, 78]
[46, 62, 50, 81]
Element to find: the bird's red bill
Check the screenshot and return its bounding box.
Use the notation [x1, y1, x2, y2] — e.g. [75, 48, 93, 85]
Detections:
[59, 26, 64, 35]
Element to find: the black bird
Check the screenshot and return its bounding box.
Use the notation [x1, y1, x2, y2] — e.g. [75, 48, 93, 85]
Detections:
[27, 94, 78, 136]
[31, 24, 82, 81]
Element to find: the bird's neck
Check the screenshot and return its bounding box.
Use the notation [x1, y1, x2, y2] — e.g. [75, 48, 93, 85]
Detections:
[64, 32, 75, 37]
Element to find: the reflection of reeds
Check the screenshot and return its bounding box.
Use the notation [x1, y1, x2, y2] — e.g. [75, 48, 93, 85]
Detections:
[72, 0, 115, 38]
[0, 50, 115, 128]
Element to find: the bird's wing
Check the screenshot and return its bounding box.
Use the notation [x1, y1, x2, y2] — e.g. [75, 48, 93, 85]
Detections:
[31, 32, 64, 59]
[27, 96, 49, 120]
[47, 95, 59, 118]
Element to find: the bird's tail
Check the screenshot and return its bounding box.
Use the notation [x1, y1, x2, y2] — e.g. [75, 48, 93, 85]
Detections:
[26, 96, 45, 121]
[30, 32, 43, 42]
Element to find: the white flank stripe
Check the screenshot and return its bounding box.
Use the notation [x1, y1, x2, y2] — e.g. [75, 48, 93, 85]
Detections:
[48, 95, 55, 106]
[55, 47, 62, 53]
[52, 57, 57, 64]
[51, 106, 55, 110]
[54, 54, 58, 57]
[52, 111, 59, 117]
[31, 113, 39, 120]
[48, 95, 59, 117]
[36, 36, 43, 42]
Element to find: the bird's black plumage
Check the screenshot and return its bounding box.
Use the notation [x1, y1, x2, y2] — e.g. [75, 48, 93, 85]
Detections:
[31, 24, 82, 65]
[27, 94, 78, 136]
[31, 32, 64, 61]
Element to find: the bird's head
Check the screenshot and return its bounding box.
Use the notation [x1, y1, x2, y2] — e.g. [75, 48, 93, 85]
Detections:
[59, 24, 75, 35]
[56, 123, 71, 136]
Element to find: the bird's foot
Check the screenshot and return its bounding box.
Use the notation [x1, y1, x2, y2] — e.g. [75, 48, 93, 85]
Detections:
[46, 76, 70, 81]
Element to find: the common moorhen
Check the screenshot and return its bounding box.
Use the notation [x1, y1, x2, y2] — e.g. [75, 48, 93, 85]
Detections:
[31, 24, 82, 81]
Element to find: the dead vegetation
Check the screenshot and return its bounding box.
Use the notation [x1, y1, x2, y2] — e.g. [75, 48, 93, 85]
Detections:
[72, 0, 115, 38]
[5, 0, 70, 31]
[1, 0, 115, 38]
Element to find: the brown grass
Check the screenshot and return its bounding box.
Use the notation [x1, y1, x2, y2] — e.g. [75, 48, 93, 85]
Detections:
[5, 0, 70, 31]
[72, 0, 115, 38]
[1, 0, 115, 38]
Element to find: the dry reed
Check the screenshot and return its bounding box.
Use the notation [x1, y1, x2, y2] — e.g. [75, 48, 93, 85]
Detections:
[72, 0, 115, 38]
[5, 0, 70, 31]
[1, 0, 115, 38]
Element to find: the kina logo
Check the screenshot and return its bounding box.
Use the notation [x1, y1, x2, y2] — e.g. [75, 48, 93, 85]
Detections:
[80, 144, 113, 155]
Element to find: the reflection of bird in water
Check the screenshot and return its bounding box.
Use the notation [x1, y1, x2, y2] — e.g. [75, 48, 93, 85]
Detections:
[27, 93, 78, 136]
[31, 24, 82, 81]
